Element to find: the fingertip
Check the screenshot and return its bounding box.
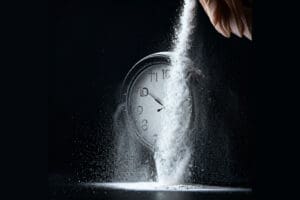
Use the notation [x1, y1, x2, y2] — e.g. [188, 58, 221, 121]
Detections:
[244, 32, 252, 41]
[243, 23, 252, 41]
[215, 24, 231, 38]
[230, 19, 243, 38]
[241, 15, 252, 41]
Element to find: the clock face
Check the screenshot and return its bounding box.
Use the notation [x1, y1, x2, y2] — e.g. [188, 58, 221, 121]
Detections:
[127, 62, 171, 149]
[124, 52, 195, 150]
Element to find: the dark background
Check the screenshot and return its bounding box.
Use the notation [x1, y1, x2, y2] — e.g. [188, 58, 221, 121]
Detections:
[48, 0, 254, 187]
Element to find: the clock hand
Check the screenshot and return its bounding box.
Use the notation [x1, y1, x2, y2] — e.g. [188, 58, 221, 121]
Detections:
[149, 93, 164, 107]
[157, 107, 164, 112]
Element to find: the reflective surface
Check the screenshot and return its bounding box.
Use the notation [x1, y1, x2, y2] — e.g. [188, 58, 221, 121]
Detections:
[87, 182, 251, 192]
[49, 182, 253, 200]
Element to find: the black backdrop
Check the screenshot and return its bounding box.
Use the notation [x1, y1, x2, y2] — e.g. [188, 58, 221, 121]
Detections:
[49, 0, 254, 187]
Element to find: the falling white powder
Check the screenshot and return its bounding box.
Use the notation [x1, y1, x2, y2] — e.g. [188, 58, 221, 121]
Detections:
[154, 0, 197, 184]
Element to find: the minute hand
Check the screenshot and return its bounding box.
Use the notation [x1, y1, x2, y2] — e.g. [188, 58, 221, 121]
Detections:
[149, 93, 164, 107]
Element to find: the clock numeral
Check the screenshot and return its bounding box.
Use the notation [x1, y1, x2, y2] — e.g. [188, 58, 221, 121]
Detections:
[140, 87, 149, 97]
[141, 119, 148, 131]
[183, 97, 192, 107]
[137, 106, 143, 115]
[153, 134, 158, 143]
[162, 69, 170, 79]
[149, 71, 158, 82]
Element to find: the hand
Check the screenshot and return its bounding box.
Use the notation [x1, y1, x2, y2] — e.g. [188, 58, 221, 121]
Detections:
[149, 93, 164, 107]
[149, 93, 165, 112]
[199, 0, 252, 40]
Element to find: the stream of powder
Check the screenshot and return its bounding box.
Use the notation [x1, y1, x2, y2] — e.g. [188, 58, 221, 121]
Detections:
[154, 0, 197, 184]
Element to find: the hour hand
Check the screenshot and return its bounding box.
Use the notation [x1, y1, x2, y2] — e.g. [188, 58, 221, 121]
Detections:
[157, 107, 164, 112]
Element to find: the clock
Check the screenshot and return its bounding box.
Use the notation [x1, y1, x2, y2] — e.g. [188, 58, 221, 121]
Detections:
[121, 52, 197, 151]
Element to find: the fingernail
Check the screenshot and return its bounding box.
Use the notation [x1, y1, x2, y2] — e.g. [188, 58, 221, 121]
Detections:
[230, 19, 242, 38]
[215, 24, 230, 38]
[244, 30, 252, 40]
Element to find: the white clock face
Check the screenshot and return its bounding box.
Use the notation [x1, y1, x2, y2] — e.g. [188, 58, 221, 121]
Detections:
[127, 63, 171, 148]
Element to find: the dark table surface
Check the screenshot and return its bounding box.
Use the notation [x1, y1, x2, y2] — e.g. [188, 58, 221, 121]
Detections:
[49, 182, 254, 200]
